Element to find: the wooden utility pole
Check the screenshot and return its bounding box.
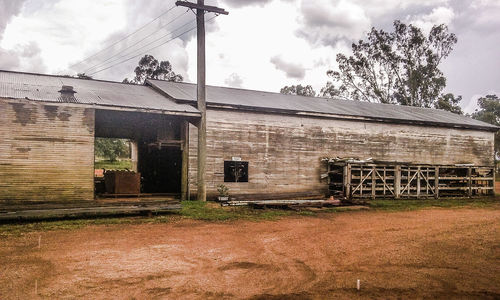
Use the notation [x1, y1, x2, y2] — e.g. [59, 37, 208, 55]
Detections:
[176, 1, 228, 201]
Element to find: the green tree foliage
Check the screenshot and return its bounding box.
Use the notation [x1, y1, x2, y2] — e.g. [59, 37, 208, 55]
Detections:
[280, 84, 316, 97]
[319, 81, 342, 98]
[434, 93, 463, 115]
[95, 138, 130, 162]
[327, 20, 457, 108]
[123, 54, 183, 84]
[470, 94, 499, 158]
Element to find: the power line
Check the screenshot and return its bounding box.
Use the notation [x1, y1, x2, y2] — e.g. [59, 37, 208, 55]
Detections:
[82, 10, 192, 74]
[66, 4, 177, 71]
[86, 17, 196, 74]
[88, 14, 218, 77]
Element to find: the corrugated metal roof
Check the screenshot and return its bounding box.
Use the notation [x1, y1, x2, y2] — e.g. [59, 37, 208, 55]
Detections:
[0, 70, 200, 114]
[147, 79, 499, 131]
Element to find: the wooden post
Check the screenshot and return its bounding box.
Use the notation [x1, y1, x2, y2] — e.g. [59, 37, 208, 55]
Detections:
[130, 140, 138, 172]
[407, 168, 410, 197]
[416, 166, 421, 198]
[180, 121, 189, 201]
[360, 165, 363, 197]
[383, 167, 386, 196]
[346, 163, 352, 200]
[426, 168, 429, 195]
[467, 167, 472, 197]
[327, 161, 331, 192]
[434, 167, 439, 199]
[196, 0, 207, 201]
[395, 165, 401, 199]
[342, 165, 347, 197]
[175, 1, 228, 202]
[371, 166, 376, 199]
[494, 167, 497, 196]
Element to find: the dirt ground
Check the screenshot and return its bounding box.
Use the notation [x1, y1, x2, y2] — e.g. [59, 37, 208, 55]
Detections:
[1, 207, 499, 299]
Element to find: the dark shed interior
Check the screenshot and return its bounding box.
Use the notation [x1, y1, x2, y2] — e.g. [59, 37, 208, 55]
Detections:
[94, 109, 184, 196]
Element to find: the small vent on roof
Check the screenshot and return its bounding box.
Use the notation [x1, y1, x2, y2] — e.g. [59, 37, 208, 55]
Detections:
[58, 85, 77, 103]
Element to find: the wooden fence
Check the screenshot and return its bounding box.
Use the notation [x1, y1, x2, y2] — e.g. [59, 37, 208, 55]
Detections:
[325, 160, 495, 200]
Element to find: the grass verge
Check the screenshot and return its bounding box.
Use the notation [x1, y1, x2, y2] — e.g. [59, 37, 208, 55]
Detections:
[0, 197, 498, 236]
[180, 201, 294, 221]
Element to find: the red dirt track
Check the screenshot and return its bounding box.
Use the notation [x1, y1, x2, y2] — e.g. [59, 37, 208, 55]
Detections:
[1, 207, 499, 299]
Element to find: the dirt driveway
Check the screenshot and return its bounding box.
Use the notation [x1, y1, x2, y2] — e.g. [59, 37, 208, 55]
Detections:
[1, 207, 499, 299]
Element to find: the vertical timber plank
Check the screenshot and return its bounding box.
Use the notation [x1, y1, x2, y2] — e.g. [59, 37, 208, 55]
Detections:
[434, 167, 439, 199]
[383, 167, 386, 196]
[417, 166, 421, 198]
[342, 165, 347, 197]
[467, 167, 472, 197]
[181, 121, 189, 201]
[371, 166, 376, 199]
[407, 167, 410, 197]
[426, 168, 429, 195]
[360, 165, 363, 197]
[395, 165, 401, 199]
[494, 167, 496, 196]
[346, 164, 352, 200]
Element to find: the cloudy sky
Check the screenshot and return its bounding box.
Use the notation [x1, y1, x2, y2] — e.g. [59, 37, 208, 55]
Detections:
[1, 0, 499, 113]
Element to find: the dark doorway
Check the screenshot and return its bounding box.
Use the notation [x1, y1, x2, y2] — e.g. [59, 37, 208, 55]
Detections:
[139, 145, 182, 193]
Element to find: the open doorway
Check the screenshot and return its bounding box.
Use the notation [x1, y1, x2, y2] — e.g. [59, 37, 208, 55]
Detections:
[94, 137, 137, 195]
[94, 109, 184, 197]
[94, 138, 135, 171]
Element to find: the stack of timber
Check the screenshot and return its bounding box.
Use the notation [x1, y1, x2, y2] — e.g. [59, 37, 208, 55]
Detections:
[223, 191, 331, 207]
[0, 198, 180, 221]
[323, 158, 495, 200]
[225, 199, 341, 209]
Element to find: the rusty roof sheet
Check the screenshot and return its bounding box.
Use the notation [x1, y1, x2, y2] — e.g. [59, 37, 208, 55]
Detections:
[147, 79, 499, 131]
[0, 70, 199, 114]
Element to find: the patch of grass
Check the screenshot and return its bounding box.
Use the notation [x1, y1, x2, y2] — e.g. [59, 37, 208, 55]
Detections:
[180, 201, 292, 221]
[368, 197, 499, 211]
[0, 214, 178, 237]
[0, 202, 296, 236]
[94, 159, 132, 170]
[1, 198, 498, 236]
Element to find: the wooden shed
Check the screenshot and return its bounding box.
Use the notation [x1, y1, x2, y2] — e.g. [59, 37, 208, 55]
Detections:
[147, 80, 498, 200]
[0, 70, 199, 203]
[0, 70, 497, 205]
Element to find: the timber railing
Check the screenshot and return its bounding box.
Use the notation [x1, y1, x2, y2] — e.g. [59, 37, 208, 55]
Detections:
[323, 159, 495, 200]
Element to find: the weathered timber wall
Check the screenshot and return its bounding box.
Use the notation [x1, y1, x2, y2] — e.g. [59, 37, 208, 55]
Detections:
[0, 99, 95, 202]
[188, 109, 495, 199]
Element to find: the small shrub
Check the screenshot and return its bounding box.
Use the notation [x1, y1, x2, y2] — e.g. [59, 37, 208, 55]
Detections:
[217, 184, 229, 197]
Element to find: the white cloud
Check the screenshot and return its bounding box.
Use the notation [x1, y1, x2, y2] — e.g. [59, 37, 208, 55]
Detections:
[185, 0, 343, 94]
[296, 0, 371, 45]
[0, 0, 48, 72]
[76, 0, 197, 81]
[224, 72, 244, 87]
[223, 0, 273, 8]
[410, 6, 455, 33]
[0, 0, 498, 114]
[470, 0, 500, 9]
[1, 0, 127, 73]
[0, 0, 28, 38]
[270, 55, 305, 79]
